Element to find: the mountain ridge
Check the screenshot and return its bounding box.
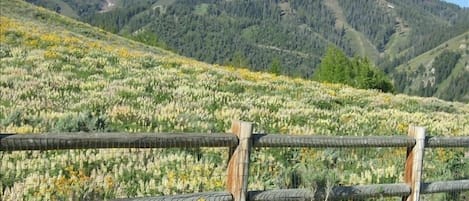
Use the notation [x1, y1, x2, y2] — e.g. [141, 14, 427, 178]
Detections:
[443, 0, 469, 8]
[26, 0, 469, 63]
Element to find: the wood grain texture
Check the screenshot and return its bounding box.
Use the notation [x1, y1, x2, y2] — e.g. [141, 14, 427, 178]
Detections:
[227, 121, 253, 201]
[252, 134, 415, 147]
[425, 136, 469, 147]
[112, 191, 233, 201]
[227, 122, 240, 199]
[0, 133, 237, 151]
[3, 132, 467, 151]
[403, 126, 425, 201]
[421, 179, 469, 193]
[249, 183, 410, 201]
[248, 180, 469, 201]
[110, 180, 469, 201]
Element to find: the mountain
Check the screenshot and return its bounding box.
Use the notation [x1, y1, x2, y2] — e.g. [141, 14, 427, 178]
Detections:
[25, 0, 469, 102]
[1, 0, 469, 199]
[394, 31, 469, 102]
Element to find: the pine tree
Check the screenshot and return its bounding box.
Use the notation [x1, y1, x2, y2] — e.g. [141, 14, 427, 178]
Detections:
[313, 45, 350, 83]
[269, 57, 282, 75]
[314, 46, 394, 92]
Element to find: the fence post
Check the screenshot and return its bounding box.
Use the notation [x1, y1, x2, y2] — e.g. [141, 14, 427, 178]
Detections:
[403, 126, 426, 201]
[227, 120, 253, 201]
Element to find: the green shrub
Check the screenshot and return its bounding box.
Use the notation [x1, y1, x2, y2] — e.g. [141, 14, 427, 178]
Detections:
[0, 44, 12, 58]
[53, 112, 110, 132]
[2, 109, 24, 126]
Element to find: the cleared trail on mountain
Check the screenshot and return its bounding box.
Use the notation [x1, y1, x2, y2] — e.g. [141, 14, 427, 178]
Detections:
[324, 0, 379, 60]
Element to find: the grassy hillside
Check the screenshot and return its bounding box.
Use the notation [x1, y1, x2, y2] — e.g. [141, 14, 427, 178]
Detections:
[1, 0, 468, 200]
[396, 31, 469, 73]
[324, 0, 379, 60]
[26, 0, 469, 75]
[394, 31, 469, 101]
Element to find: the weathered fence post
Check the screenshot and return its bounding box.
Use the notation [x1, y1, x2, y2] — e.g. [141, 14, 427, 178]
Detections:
[403, 126, 426, 201]
[227, 120, 253, 201]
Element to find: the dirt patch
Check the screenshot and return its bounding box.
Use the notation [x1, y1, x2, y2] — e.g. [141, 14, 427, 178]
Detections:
[100, 0, 117, 13]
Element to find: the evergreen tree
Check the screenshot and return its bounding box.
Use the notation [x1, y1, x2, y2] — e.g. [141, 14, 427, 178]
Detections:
[313, 45, 350, 83]
[314, 46, 394, 92]
[432, 50, 461, 84]
[353, 57, 394, 92]
[230, 51, 249, 68]
[269, 57, 282, 75]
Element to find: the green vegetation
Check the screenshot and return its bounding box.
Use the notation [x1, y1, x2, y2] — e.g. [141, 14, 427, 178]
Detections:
[314, 46, 351, 84]
[433, 51, 461, 84]
[394, 31, 469, 102]
[28, 0, 469, 78]
[26, 0, 79, 18]
[26, 0, 102, 17]
[314, 46, 394, 92]
[1, 0, 468, 200]
[268, 57, 282, 75]
[441, 71, 469, 102]
[400, 50, 461, 97]
[26, 0, 469, 102]
[337, 0, 396, 51]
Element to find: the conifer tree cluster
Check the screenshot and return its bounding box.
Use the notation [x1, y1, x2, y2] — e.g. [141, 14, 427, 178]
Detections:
[314, 46, 394, 92]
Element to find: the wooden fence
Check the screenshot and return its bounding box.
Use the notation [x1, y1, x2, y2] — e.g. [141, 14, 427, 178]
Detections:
[1, 120, 469, 201]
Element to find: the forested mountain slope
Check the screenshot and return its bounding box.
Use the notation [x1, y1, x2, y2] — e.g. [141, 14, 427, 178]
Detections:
[394, 31, 469, 102]
[26, 0, 469, 73]
[26, 0, 469, 102]
[1, 0, 469, 199]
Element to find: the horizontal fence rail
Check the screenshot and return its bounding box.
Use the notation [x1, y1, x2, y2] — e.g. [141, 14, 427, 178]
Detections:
[114, 192, 233, 201]
[0, 133, 238, 151]
[249, 184, 411, 201]
[112, 180, 469, 201]
[2, 133, 469, 151]
[252, 134, 416, 147]
[248, 180, 469, 201]
[421, 180, 469, 194]
[425, 136, 469, 147]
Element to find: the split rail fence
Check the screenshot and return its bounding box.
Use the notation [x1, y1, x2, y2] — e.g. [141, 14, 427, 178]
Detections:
[1, 120, 468, 201]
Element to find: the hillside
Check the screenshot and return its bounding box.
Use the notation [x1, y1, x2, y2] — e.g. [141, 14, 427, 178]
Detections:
[1, 0, 469, 200]
[26, 0, 469, 101]
[394, 31, 469, 102]
[25, 0, 469, 71]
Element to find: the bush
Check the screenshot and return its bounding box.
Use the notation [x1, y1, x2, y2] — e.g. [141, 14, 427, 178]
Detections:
[2, 109, 24, 126]
[0, 44, 12, 58]
[53, 112, 110, 132]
